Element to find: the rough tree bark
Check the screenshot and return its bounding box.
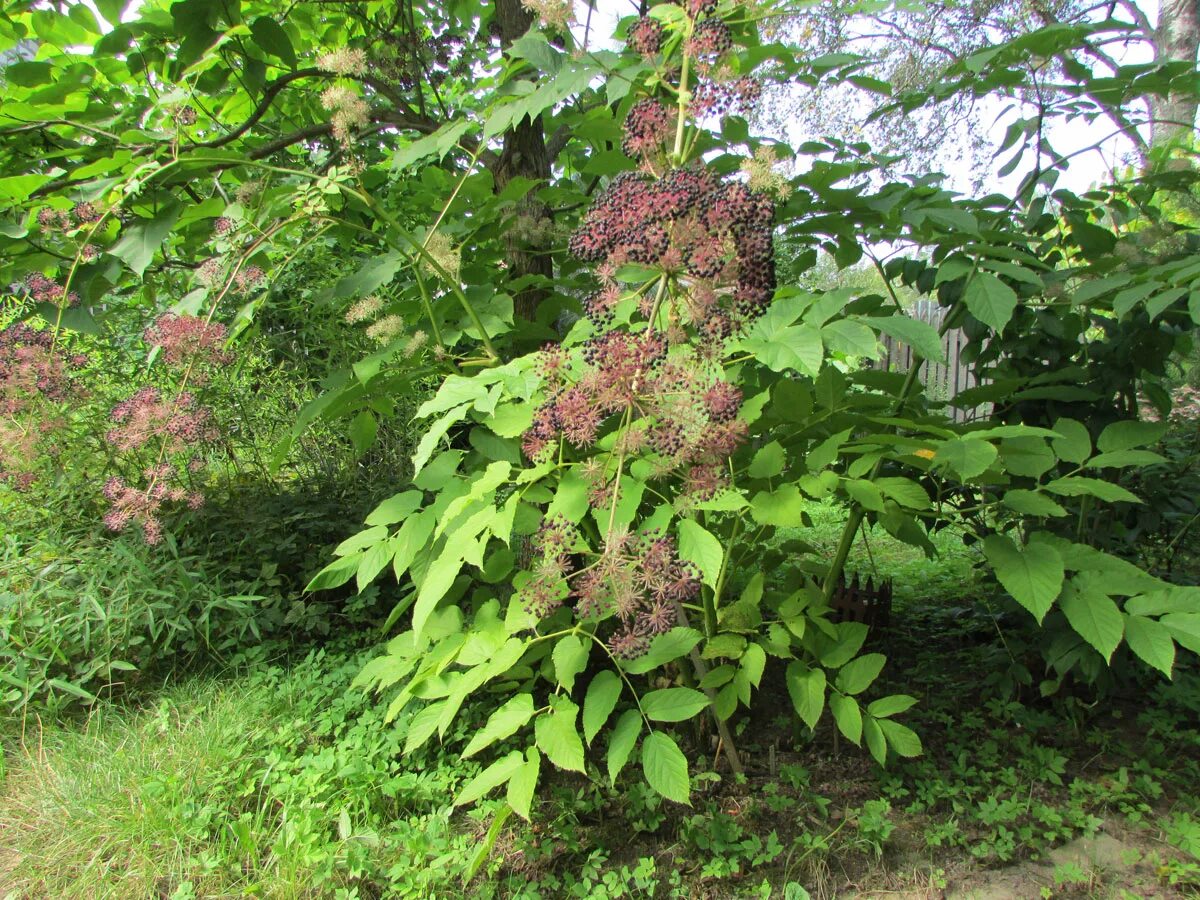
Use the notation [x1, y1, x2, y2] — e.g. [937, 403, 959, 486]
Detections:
[1153, 0, 1200, 147]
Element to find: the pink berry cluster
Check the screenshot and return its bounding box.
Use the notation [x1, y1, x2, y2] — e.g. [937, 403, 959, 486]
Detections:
[0, 322, 85, 490]
[100, 311, 229, 543]
[35, 201, 101, 234]
[568, 164, 775, 329]
[23, 272, 79, 309]
[518, 518, 699, 658]
[143, 313, 232, 369]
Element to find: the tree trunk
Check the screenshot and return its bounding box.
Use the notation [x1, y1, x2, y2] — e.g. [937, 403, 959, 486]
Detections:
[1153, 0, 1200, 148]
[491, 0, 555, 325]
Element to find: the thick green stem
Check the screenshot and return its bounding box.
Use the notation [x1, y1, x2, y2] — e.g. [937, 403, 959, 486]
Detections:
[821, 298, 966, 600]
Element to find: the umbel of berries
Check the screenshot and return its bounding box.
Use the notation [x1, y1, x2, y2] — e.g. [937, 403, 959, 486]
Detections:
[518, 3, 778, 660]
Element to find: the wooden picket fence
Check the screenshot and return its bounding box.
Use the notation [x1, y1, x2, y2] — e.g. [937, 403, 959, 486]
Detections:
[876, 299, 991, 423]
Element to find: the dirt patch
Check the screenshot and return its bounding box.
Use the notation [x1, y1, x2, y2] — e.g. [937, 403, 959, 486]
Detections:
[945, 823, 1174, 899]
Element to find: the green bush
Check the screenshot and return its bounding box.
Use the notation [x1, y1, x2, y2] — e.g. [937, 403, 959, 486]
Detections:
[0, 529, 273, 715]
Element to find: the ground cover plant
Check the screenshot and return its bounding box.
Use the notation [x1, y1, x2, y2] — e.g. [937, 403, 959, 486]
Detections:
[1, 0, 1200, 896]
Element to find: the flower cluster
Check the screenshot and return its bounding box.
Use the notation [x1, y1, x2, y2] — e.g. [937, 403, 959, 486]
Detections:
[320, 85, 370, 146]
[143, 314, 231, 368]
[0, 323, 85, 490]
[36, 201, 102, 234]
[627, 16, 664, 58]
[520, 0, 575, 31]
[106, 387, 217, 453]
[103, 471, 204, 545]
[23, 272, 79, 308]
[567, 165, 775, 330]
[517, 518, 698, 658]
[318, 47, 368, 77]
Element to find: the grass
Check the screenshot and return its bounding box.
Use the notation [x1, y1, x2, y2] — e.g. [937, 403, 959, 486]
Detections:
[1, 504, 1198, 899]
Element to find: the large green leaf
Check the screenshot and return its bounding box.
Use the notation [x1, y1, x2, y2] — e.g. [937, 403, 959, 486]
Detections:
[982, 534, 1063, 623]
[641, 731, 691, 805]
[1059, 582, 1124, 662]
[1122, 614, 1175, 677]
[785, 662, 826, 729]
[582, 670, 622, 744]
[964, 272, 1018, 331]
[677, 519, 723, 590]
[640, 687, 710, 722]
[551, 634, 590, 693]
[534, 698, 585, 772]
[606, 708, 642, 785]
[109, 205, 182, 277]
[462, 694, 536, 758]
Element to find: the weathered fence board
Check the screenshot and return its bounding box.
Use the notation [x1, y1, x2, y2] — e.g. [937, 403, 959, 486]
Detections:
[877, 299, 990, 423]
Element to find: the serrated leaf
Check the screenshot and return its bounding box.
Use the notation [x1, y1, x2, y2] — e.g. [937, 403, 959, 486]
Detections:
[641, 687, 710, 722]
[863, 716, 887, 764]
[305, 553, 362, 593]
[534, 699, 585, 772]
[606, 708, 642, 785]
[507, 749, 541, 820]
[1097, 420, 1167, 453]
[741, 643, 767, 687]
[552, 634, 590, 694]
[1123, 614, 1175, 677]
[454, 751, 525, 806]
[677, 519, 723, 590]
[462, 694, 536, 758]
[366, 491, 423, 527]
[641, 731, 691, 805]
[1045, 477, 1142, 504]
[404, 702, 445, 754]
[622, 628, 703, 675]
[750, 484, 806, 527]
[1059, 581, 1124, 662]
[835, 653, 886, 695]
[934, 438, 997, 480]
[749, 441, 786, 478]
[829, 694, 863, 745]
[964, 272, 1018, 331]
[871, 315, 946, 363]
[583, 670, 622, 744]
[412, 546, 464, 639]
[878, 719, 923, 757]
[983, 534, 1064, 623]
[1002, 490, 1067, 517]
[867, 695, 918, 718]
[786, 662, 826, 729]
